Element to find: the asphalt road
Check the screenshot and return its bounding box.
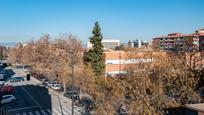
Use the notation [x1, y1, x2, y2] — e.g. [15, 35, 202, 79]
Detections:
[1, 67, 83, 115]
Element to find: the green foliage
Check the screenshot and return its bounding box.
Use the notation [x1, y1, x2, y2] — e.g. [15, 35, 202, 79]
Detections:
[86, 21, 105, 77]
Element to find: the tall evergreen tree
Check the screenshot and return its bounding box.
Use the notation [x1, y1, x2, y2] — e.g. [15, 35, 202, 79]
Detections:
[85, 21, 104, 77]
[0, 46, 3, 60]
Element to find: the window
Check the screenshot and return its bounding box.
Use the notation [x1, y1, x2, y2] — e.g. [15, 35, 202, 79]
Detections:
[193, 41, 198, 45]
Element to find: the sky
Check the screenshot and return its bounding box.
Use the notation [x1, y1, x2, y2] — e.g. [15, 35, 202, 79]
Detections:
[0, 0, 203, 43]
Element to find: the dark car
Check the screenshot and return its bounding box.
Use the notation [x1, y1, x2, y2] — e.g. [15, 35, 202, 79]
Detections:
[63, 91, 80, 101]
[66, 86, 80, 94]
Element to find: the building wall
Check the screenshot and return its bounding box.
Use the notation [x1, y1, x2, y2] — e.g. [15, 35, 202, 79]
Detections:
[87, 39, 120, 50]
[105, 51, 127, 60]
[103, 42, 119, 49]
[152, 38, 160, 50]
[105, 64, 127, 71]
[104, 51, 153, 76]
[105, 51, 126, 76]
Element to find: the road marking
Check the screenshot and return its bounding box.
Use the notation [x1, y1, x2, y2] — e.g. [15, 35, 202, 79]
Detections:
[46, 109, 52, 114]
[41, 110, 48, 115]
[64, 107, 81, 115]
[23, 112, 27, 115]
[8, 106, 38, 112]
[15, 113, 20, 115]
[21, 86, 42, 109]
[35, 111, 41, 115]
[29, 112, 34, 115]
[64, 106, 81, 115]
[52, 108, 62, 115]
[63, 107, 71, 115]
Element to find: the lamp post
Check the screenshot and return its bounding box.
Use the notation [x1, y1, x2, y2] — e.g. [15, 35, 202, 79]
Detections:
[69, 50, 75, 115]
[65, 38, 81, 115]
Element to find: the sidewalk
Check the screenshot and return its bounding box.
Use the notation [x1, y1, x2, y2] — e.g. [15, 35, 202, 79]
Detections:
[30, 75, 84, 113]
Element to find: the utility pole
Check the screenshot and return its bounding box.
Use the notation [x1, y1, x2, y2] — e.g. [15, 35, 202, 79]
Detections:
[65, 38, 81, 115]
[64, 39, 75, 115]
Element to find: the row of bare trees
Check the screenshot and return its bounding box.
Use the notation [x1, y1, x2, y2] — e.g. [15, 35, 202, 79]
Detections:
[7, 35, 203, 114]
[8, 34, 83, 91]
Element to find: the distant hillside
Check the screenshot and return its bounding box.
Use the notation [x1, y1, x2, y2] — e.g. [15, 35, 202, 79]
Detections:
[0, 42, 16, 48]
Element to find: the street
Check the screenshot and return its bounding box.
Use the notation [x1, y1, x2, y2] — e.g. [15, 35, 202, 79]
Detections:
[1, 67, 83, 115]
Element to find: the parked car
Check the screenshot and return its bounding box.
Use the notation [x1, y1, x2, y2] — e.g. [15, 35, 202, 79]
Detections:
[47, 81, 56, 87]
[5, 77, 24, 85]
[66, 86, 80, 94]
[42, 80, 49, 85]
[63, 91, 80, 101]
[0, 85, 14, 94]
[11, 77, 24, 82]
[41, 79, 48, 84]
[23, 69, 29, 73]
[50, 84, 62, 90]
[63, 86, 80, 98]
[1, 94, 16, 104]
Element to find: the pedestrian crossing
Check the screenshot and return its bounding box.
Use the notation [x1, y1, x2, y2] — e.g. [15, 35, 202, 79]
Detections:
[9, 108, 83, 115]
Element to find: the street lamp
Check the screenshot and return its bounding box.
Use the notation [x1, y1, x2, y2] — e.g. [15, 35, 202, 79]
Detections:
[68, 50, 75, 115]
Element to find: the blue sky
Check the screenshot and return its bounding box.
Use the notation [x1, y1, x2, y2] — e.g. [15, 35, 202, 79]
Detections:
[0, 0, 203, 43]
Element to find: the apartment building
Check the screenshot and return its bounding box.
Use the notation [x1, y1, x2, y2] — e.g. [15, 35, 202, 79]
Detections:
[104, 50, 153, 76]
[128, 40, 149, 48]
[152, 29, 204, 52]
